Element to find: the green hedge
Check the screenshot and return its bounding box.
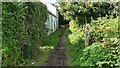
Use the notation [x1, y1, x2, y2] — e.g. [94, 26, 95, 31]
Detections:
[2, 2, 48, 66]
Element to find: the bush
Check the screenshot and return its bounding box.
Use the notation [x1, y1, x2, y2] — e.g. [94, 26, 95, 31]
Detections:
[80, 43, 108, 66]
[2, 2, 48, 66]
[69, 20, 85, 45]
[69, 20, 79, 33]
[24, 2, 48, 59]
[80, 42, 120, 67]
[66, 16, 119, 66]
[89, 17, 119, 44]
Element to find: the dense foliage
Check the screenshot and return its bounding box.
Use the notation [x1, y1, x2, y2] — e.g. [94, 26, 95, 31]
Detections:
[2, 2, 48, 66]
[65, 17, 120, 67]
[62, 2, 120, 67]
[80, 42, 120, 67]
[89, 16, 119, 44]
[59, 2, 118, 25]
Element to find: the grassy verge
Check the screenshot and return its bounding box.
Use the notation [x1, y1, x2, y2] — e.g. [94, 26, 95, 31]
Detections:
[25, 28, 62, 66]
[44, 28, 63, 47]
[64, 28, 72, 66]
[64, 28, 85, 66]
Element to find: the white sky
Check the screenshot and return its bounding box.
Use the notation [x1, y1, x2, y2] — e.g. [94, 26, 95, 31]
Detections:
[46, 0, 57, 4]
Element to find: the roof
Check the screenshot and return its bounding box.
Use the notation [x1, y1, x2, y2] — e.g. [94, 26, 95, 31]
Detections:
[40, 0, 57, 16]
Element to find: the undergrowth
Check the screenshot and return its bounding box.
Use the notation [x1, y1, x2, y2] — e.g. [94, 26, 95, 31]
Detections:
[25, 28, 62, 66]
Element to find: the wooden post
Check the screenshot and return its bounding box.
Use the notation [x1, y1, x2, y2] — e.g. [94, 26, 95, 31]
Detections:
[85, 24, 90, 47]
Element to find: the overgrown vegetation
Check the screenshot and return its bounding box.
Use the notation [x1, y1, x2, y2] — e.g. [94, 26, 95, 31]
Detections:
[25, 29, 62, 66]
[65, 27, 85, 66]
[2, 2, 48, 66]
[62, 2, 120, 67]
[65, 17, 120, 67]
[59, 2, 118, 24]
[2, 1, 120, 67]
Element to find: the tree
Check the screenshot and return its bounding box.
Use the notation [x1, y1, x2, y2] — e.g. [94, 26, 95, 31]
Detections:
[59, 2, 118, 25]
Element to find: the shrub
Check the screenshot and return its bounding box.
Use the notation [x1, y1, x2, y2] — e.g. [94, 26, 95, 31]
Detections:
[69, 20, 79, 33]
[89, 17, 119, 44]
[2, 2, 48, 65]
[69, 20, 85, 45]
[80, 42, 120, 67]
[80, 43, 107, 66]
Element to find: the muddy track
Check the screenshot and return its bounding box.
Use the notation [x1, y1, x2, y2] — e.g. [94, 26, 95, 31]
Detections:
[45, 29, 67, 66]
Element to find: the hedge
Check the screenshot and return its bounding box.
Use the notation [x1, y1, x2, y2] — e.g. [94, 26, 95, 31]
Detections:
[2, 2, 48, 66]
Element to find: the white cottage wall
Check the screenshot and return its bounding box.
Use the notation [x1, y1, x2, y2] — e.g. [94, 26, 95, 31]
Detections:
[41, 0, 59, 35]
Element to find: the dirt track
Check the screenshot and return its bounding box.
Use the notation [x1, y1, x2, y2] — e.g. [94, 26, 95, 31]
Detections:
[45, 30, 67, 66]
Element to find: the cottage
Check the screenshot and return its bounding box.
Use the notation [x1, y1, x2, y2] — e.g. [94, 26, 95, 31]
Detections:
[40, 0, 59, 35]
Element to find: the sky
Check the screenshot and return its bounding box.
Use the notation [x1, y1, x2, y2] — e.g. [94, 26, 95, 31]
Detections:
[46, 0, 57, 4]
